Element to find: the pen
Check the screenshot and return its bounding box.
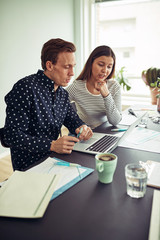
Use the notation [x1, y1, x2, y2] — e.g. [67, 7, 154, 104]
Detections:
[77, 127, 83, 138]
[111, 128, 127, 132]
[55, 162, 81, 167]
[128, 108, 137, 117]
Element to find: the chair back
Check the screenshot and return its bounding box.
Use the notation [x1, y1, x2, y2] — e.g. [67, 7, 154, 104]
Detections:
[0, 128, 10, 148]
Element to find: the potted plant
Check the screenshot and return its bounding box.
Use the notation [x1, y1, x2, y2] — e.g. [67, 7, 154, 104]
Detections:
[156, 88, 160, 113]
[115, 66, 131, 91]
[142, 67, 160, 105]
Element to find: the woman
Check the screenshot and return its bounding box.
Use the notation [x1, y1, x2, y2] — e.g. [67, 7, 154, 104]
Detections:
[66, 45, 122, 129]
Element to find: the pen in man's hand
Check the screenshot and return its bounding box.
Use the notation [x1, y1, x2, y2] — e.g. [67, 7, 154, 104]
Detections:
[77, 127, 83, 138]
[128, 108, 137, 117]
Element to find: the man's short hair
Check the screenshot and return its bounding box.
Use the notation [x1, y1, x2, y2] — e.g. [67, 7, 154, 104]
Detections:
[41, 38, 76, 70]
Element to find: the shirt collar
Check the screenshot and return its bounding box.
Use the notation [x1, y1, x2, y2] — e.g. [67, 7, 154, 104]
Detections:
[37, 69, 63, 95]
[36, 69, 55, 92]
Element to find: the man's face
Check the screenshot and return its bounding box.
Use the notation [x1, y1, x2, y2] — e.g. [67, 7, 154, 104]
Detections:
[45, 51, 76, 90]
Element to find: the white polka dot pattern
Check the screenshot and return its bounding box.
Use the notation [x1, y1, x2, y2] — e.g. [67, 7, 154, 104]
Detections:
[4, 70, 84, 170]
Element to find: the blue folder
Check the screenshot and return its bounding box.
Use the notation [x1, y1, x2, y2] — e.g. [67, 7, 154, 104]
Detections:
[50, 157, 94, 200]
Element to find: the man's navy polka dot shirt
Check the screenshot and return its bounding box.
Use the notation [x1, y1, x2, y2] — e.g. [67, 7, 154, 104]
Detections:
[4, 70, 84, 170]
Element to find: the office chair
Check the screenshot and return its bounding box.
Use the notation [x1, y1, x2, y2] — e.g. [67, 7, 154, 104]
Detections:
[0, 128, 10, 148]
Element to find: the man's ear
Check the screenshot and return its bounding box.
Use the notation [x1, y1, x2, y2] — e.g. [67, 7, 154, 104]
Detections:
[46, 61, 54, 71]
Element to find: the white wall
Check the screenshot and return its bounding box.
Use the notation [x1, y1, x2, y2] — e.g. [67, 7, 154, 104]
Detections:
[0, 0, 75, 155]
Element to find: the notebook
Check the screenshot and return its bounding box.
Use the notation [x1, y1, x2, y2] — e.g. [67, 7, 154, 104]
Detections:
[148, 190, 160, 240]
[0, 171, 60, 218]
[73, 113, 147, 155]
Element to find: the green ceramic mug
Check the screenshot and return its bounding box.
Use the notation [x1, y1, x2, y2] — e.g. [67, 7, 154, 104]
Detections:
[95, 153, 118, 184]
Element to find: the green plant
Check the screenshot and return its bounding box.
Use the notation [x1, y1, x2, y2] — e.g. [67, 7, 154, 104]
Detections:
[142, 67, 160, 88]
[115, 66, 131, 91]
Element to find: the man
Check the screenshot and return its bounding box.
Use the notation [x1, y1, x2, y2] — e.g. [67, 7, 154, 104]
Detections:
[3, 38, 93, 171]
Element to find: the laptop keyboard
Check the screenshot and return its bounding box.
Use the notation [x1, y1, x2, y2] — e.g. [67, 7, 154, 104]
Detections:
[86, 135, 119, 153]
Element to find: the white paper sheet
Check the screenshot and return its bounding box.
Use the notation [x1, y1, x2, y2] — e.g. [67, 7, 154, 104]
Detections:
[119, 127, 160, 153]
[27, 157, 94, 200]
[118, 114, 137, 126]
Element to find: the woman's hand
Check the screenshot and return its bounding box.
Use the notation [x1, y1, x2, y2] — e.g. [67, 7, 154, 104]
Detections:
[95, 81, 110, 97]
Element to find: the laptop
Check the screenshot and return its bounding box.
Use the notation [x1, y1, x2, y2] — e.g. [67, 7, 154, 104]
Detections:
[73, 112, 146, 155]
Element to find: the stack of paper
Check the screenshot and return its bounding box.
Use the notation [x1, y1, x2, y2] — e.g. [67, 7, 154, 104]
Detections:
[140, 160, 160, 188]
[0, 171, 60, 218]
[146, 161, 160, 188]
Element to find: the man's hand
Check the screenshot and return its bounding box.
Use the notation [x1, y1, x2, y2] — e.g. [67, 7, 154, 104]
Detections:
[50, 136, 79, 154]
[75, 125, 93, 141]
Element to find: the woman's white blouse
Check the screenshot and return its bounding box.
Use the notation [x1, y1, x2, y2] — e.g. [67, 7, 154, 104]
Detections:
[66, 79, 122, 129]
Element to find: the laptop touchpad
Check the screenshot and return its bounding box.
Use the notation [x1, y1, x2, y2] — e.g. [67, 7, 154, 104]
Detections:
[80, 138, 98, 144]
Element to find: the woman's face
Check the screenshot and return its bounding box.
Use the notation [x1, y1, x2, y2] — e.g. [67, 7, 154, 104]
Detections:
[91, 56, 114, 82]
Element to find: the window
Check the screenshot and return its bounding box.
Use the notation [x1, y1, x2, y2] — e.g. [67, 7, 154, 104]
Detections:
[94, 0, 160, 104]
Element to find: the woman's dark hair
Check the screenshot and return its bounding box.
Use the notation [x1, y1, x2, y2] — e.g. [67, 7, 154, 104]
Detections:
[41, 38, 76, 70]
[76, 45, 116, 80]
